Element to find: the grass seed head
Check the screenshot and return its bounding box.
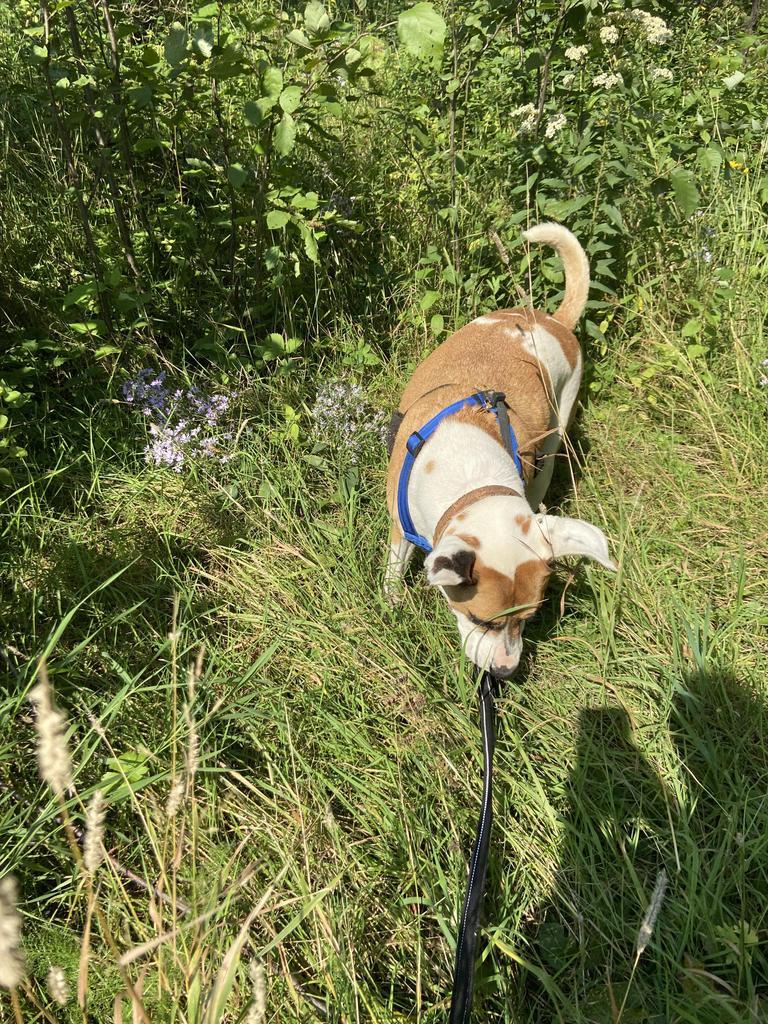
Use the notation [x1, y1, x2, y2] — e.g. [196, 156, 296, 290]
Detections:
[635, 869, 668, 957]
[83, 790, 107, 875]
[47, 965, 69, 1005]
[28, 664, 73, 798]
[0, 876, 25, 990]
[247, 960, 266, 1024]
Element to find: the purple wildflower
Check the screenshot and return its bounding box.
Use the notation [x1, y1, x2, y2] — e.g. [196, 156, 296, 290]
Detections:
[123, 368, 236, 472]
[312, 379, 388, 460]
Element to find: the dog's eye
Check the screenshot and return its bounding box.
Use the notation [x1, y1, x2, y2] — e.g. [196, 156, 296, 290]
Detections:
[467, 612, 504, 632]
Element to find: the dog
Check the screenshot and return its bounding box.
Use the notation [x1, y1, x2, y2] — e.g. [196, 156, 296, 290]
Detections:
[384, 222, 616, 678]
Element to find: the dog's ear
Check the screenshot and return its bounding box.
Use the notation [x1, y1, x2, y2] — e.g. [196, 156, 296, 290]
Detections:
[536, 515, 616, 570]
[425, 535, 477, 587]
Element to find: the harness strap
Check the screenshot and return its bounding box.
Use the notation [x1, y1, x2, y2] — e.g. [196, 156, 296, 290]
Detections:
[397, 390, 524, 552]
[433, 485, 522, 548]
[449, 671, 497, 1024]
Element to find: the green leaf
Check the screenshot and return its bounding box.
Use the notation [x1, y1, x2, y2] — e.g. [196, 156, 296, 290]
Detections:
[279, 86, 302, 114]
[430, 314, 444, 336]
[420, 290, 439, 311]
[266, 210, 291, 229]
[244, 98, 273, 125]
[164, 23, 187, 66]
[94, 345, 122, 358]
[264, 246, 281, 269]
[397, 2, 446, 65]
[302, 227, 319, 263]
[290, 191, 318, 210]
[670, 169, 699, 218]
[227, 163, 248, 188]
[273, 113, 296, 156]
[723, 71, 745, 90]
[698, 146, 722, 174]
[192, 26, 214, 58]
[681, 318, 702, 338]
[128, 85, 152, 108]
[287, 28, 311, 48]
[263, 66, 283, 99]
[304, 1, 330, 34]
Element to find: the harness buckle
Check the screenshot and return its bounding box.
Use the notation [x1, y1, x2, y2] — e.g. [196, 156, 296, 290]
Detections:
[484, 390, 507, 410]
[406, 431, 426, 457]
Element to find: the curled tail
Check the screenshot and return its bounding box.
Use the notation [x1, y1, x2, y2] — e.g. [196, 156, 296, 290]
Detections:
[523, 222, 590, 330]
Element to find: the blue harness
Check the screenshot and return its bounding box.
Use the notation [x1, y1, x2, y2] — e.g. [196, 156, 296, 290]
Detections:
[396, 390, 524, 552]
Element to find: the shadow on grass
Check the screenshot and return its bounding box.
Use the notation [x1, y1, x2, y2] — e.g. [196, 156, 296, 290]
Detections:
[510, 669, 768, 1023]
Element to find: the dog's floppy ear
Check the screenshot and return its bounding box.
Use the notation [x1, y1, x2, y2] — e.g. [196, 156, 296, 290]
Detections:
[536, 515, 616, 570]
[425, 535, 477, 587]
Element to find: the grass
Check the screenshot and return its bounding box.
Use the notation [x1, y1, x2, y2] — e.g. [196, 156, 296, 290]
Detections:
[2, 173, 768, 1023]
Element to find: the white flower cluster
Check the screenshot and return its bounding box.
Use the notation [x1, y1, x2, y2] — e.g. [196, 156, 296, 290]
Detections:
[311, 379, 388, 459]
[562, 72, 575, 88]
[564, 45, 588, 62]
[512, 102, 537, 134]
[600, 25, 619, 45]
[545, 113, 567, 139]
[592, 71, 624, 89]
[651, 67, 673, 82]
[630, 9, 672, 44]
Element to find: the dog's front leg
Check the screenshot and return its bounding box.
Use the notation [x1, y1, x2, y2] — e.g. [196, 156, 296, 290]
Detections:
[384, 523, 414, 602]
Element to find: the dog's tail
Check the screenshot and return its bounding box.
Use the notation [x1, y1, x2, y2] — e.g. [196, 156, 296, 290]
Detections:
[523, 222, 590, 330]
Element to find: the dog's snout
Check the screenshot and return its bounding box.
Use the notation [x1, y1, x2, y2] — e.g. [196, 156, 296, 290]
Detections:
[489, 661, 518, 680]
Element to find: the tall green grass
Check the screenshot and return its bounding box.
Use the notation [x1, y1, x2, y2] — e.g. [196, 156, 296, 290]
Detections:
[2, 117, 768, 1024]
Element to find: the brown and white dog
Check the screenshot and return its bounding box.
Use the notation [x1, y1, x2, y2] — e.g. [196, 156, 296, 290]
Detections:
[385, 222, 616, 678]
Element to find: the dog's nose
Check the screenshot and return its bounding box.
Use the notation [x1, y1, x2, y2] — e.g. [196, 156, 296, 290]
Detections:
[490, 644, 520, 678]
[489, 661, 518, 680]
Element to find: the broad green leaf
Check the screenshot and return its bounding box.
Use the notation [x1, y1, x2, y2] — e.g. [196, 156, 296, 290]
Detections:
[141, 45, 161, 66]
[164, 23, 187, 66]
[263, 66, 283, 98]
[266, 210, 291, 229]
[723, 71, 744, 90]
[698, 146, 722, 174]
[128, 85, 152, 108]
[681, 318, 702, 338]
[670, 169, 699, 218]
[192, 26, 214, 58]
[430, 314, 444, 335]
[302, 227, 319, 263]
[273, 113, 296, 155]
[304, 1, 330, 34]
[279, 86, 302, 114]
[228, 163, 248, 188]
[244, 98, 274, 124]
[290, 191, 318, 210]
[264, 246, 281, 269]
[420, 290, 439, 311]
[397, 3, 446, 66]
[287, 28, 311, 48]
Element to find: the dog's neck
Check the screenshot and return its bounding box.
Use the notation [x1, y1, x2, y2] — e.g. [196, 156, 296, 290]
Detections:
[406, 420, 527, 546]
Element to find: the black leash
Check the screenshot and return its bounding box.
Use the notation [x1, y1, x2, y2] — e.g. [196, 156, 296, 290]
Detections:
[449, 390, 516, 1021]
[448, 670, 497, 1023]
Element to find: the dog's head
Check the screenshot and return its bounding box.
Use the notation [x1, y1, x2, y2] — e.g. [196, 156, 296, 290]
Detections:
[424, 496, 615, 677]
